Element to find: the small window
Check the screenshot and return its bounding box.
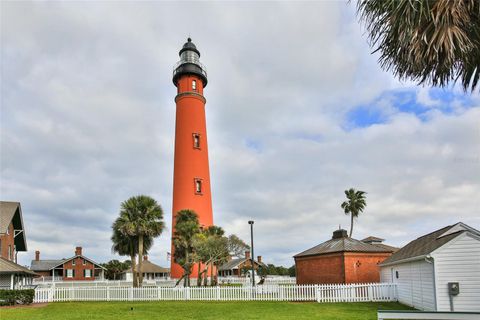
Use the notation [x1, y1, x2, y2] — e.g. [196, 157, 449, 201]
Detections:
[193, 133, 201, 149]
[83, 259, 86, 265]
[67, 269, 74, 278]
[84, 269, 92, 278]
[72, 259, 76, 266]
[192, 80, 197, 91]
[8, 245, 12, 261]
[194, 178, 202, 194]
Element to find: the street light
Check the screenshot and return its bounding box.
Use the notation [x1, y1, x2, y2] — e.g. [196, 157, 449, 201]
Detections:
[248, 220, 255, 287]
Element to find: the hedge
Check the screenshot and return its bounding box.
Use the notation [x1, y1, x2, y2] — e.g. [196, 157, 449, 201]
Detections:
[0, 289, 35, 306]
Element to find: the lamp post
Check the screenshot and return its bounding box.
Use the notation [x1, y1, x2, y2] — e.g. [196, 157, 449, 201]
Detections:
[248, 220, 255, 287]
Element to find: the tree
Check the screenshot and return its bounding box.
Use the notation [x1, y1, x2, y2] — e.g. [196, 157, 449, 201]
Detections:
[356, 0, 480, 92]
[194, 226, 230, 286]
[111, 226, 153, 286]
[227, 234, 250, 258]
[114, 195, 165, 287]
[341, 188, 367, 238]
[172, 209, 201, 287]
[101, 259, 131, 280]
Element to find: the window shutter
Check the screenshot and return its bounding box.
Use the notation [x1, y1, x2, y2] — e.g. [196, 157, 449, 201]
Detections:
[72, 269, 75, 278]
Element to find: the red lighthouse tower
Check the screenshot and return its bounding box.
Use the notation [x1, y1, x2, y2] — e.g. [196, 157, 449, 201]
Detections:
[171, 38, 213, 278]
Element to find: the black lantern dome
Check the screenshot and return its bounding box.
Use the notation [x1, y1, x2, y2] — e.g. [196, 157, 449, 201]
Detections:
[173, 38, 208, 87]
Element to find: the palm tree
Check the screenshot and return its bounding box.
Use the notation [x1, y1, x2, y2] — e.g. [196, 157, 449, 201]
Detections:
[172, 209, 201, 287]
[114, 195, 165, 287]
[356, 0, 480, 92]
[341, 188, 367, 238]
[111, 225, 153, 286]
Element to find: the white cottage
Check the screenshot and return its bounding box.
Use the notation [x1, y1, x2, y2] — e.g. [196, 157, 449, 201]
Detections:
[380, 222, 480, 312]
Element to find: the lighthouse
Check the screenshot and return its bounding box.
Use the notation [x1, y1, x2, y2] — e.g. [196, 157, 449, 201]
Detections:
[171, 38, 213, 278]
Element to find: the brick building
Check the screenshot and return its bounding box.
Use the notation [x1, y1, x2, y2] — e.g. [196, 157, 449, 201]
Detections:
[218, 251, 265, 277]
[31, 246, 105, 281]
[294, 229, 396, 284]
[0, 201, 36, 289]
[0, 201, 27, 263]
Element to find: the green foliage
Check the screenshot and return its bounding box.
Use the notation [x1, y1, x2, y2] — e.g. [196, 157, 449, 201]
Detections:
[227, 234, 250, 258]
[260, 264, 294, 276]
[112, 195, 165, 287]
[194, 226, 230, 286]
[288, 265, 296, 277]
[0, 289, 35, 306]
[341, 188, 367, 237]
[356, 0, 480, 92]
[101, 259, 132, 280]
[173, 209, 201, 286]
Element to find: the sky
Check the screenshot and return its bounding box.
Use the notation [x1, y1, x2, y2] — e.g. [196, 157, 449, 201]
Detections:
[1, 1, 479, 269]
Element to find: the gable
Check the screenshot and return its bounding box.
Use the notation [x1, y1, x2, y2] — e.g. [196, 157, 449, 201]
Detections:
[0, 201, 27, 251]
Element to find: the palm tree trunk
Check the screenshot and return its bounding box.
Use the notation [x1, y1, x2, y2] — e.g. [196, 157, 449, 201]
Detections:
[138, 234, 144, 287]
[349, 214, 354, 238]
[130, 254, 137, 287]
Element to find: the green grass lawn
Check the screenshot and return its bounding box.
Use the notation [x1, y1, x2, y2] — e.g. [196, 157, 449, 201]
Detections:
[1, 301, 413, 320]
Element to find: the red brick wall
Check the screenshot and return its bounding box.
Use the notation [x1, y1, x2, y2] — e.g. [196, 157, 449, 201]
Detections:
[62, 257, 95, 281]
[343, 252, 392, 283]
[0, 223, 15, 261]
[35, 271, 52, 277]
[295, 253, 344, 284]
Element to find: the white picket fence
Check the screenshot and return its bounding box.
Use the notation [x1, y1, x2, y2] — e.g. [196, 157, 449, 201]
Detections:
[33, 283, 397, 303]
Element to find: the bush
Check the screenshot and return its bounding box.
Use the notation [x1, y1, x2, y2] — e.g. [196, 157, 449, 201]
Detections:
[0, 289, 35, 306]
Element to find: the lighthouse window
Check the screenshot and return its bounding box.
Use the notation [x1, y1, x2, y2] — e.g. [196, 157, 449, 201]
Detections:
[194, 178, 202, 194]
[192, 80, 197, 91]
[193, 133, 201, 149]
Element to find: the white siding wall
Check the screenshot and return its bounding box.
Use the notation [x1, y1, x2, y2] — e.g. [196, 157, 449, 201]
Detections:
[432, 233, 480, 312]
[380, 260, 436, 311]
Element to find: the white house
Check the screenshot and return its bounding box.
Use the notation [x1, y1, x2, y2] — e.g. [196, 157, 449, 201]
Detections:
[380, 222, 480, 312]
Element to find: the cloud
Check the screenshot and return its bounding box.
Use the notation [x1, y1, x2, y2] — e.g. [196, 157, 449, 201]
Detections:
[1, 2, 479, 269]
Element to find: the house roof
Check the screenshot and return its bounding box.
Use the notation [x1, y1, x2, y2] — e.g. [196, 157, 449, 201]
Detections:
[129, 260, 169, 273]
[30, 259, 65, 271]
[294, 231, 395, 258]
[218, 257, 266, 271]
[0, 257, 37, 276]
[380, 222, 480, 266]
[0, 201, 27, 251]
[30, 255, 106, 271]
[361, 236, 385, 243]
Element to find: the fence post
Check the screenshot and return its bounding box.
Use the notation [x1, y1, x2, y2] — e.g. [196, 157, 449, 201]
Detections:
[216, 286, 220, 301]
[107, 287, 110, 302]
[368, 283, 373, 302]
[129, 287, 133, 301]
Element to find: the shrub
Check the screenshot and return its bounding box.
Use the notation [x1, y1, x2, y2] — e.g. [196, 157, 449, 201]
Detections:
[0, 289, 35, 306]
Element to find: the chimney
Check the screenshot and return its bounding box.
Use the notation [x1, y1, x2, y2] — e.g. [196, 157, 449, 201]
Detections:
[143, 255, 148, 261]
[332, 229, 348, 239]
[75, 246, 82, 256]
[35, 251, 40, 261]
[257, 256, 262, 263]
[245, 251, 250, 259]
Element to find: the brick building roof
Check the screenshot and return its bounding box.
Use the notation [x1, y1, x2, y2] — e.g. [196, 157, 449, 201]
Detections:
[294, 229, 395, 258]
[31, 259, 65, 271]
[218, 257, 265, 271]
